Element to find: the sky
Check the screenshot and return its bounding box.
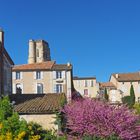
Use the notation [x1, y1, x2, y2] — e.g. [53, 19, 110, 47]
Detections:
[0, 0, 140, 82]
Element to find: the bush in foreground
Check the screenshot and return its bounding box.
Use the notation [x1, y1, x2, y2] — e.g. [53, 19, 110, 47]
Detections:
[0, 96, 57, 140]
[62, 98, 140, 139]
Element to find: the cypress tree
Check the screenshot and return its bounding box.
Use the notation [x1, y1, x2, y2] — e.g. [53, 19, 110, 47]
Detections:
[104, 88, 109, 101]
[130, 84, 135, 107]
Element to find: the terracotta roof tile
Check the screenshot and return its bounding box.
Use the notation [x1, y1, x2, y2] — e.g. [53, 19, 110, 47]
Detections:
[9, 93, 66, 114]
[112, 72, 140, 82]
[12, 61, 55, 71]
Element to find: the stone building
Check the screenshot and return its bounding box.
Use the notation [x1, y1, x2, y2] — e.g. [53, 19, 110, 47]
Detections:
[0, 29, 14, 95]
[9, 93, 66, 130]
[109, 72, 140, 102]
[73, 77, 99, 98]
[99, 82, 122, 103]
[28, 39, 51, 64]
[12, 39, 73, 102]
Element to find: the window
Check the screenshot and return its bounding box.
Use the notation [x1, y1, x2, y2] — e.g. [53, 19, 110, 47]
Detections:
[56, 71, 62, 79]
[91, 80, 94, 87]
[84, 89, 88, 96]
[16, 72, 20, 79]
[138, 81, 140, 84]
[85, 80, 88, 87]
[37, 83, 43, 94]
[36, 49, 39, 57]
[36, 71, 41, 79]
[122, 82, 124, 85]
[56, 84, 62, 93]
[16, 84, 22, 94]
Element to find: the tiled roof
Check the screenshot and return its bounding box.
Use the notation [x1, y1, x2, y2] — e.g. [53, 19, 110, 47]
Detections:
[9, 93, 66, 114]
[52, 64, 72, 70]
[12, 61, 55, 71]
[99, 82, 116, 90]
[112, 72, 140, 82]
[73, 76, 96, 80]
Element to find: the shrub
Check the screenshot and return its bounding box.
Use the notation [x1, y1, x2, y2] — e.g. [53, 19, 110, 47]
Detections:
[133, 103, 140, 114]
[0, 96, 13, 121]
[122, 96, 131, 105]
[62, 98, 140, 139]
[0, 96, 58, 140]
[104, 88, 109, 101]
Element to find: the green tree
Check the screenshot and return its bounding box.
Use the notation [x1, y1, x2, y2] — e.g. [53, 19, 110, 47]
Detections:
[130, 84, 135, 107]
[104, 88, 109, 101]
[0, 96, 13, 121]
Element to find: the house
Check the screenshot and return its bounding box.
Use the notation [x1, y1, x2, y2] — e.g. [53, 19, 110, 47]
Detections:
[99, 82, 122, 103]
[0, 29, 14, 95]
[73, 76, 99, 98]
[110, 72, 140, 102]
[12, 39, 73, 102]
[9, 93, 66, 130]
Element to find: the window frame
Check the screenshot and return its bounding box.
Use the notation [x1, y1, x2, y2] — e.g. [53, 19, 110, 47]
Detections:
[16, 71, 20, 80]
[36, 71, 41, 79]
[56, 84, 62, 93]
[56, 71, 62, 79]
[85, 80, 88, 87]
[91, 80, 94, 87]
[37, 83, 43, 94]
[84, 89, 88, 96]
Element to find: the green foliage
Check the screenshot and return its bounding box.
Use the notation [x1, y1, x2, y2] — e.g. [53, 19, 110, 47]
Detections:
[122, 96, 131, 105]
[0, 96, 58, 139]
[55, 93, 67, 134]
[1, 113, 28, 137]
[0, 96, 13, 121]
[122, 85, 135, 108]
[104, 88, 109, 101]
[130, 84, 135, 107]
[60, 93, 67, 107]
[133, 103, 140, 114]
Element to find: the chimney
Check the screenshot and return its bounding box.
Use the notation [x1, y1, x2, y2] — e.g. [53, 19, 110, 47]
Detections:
[116, 74, 119, 78]
[67, 62, 71, 67]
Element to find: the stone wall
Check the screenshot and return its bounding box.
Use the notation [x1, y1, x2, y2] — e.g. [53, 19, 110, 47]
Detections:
[20, 114, 58, 130]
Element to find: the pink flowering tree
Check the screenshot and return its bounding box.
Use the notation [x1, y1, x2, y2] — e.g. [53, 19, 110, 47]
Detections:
[62, 98, 140, 139]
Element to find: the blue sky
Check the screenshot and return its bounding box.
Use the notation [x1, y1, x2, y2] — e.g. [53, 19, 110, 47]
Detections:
[0, 0, 140, 82]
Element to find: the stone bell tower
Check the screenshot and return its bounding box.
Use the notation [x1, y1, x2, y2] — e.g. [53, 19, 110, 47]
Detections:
[28, 39, 51, 64]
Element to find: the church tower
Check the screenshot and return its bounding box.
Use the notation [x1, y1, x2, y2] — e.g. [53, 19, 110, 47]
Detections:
[28, 40, 51, 64]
